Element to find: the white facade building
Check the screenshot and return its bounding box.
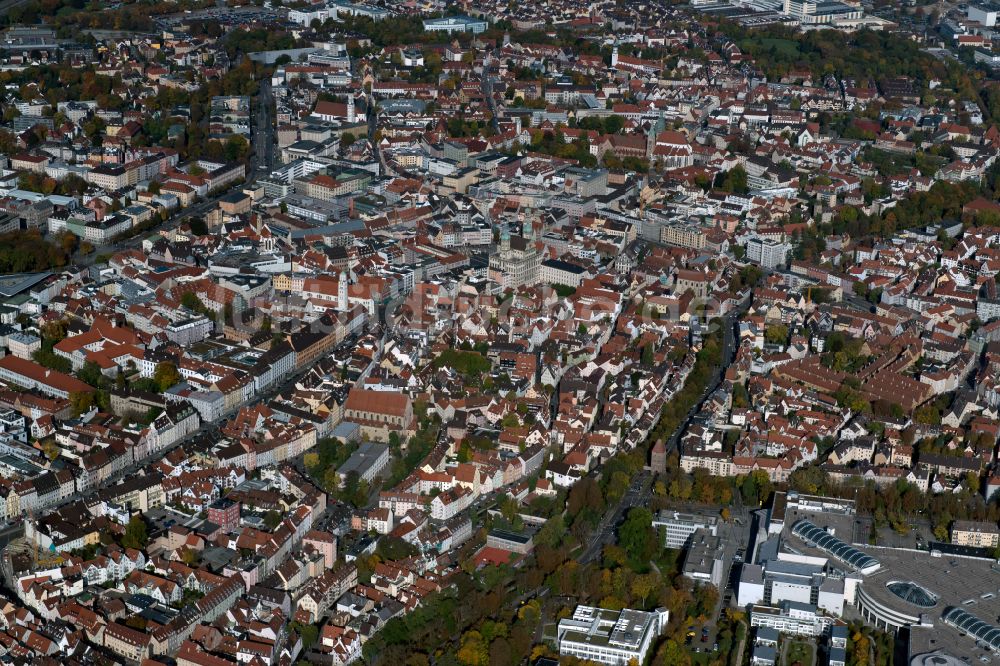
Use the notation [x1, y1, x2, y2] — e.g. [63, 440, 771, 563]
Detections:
[652, 511, 719, 549]
[750, 602, 838, 637]
[557, 605, 669, 666]
[747, 237, 791, 269]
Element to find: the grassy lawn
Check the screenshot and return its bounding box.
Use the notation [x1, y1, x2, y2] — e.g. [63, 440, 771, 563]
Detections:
[786, 641, 813, 666]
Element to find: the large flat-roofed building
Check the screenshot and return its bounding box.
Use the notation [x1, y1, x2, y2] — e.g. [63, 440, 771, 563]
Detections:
[486, 528, 534, 554]
[652, 510, 719, 549]
[767, 490, 855, 535]
[791, 520, 881, 575]
[336, 441, 390, 486]
[747, 237, 791, 269]
[736, 555, 847, 618]
[660, 223, 707, 250]
[682, 527, 724, 586]
[557, 605, 669, 665]
[0, 272, 51, 301]
[422, 15, 488, 33]
[740, 489, 1000, 663]
[750, 602, 841, 637]
[968, 4, 998, 26]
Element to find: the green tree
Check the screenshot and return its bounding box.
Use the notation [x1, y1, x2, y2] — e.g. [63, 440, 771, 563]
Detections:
[630, 572, 658, 608]
[188, 217, 208, 235]
[40, 439, 59, 461]
[181, 292, 207, 314]
[121, 515, 149, 550]
[264, 510, 282, 530]
[618, 507, 656, 566]
[290, 621, 319, 648]
[655, 638, 692, 666]
[717, 165, 748, 194]
[765, 324, 789, 345]
[77, 360, 105, 388]
[33, 348, 72, 373]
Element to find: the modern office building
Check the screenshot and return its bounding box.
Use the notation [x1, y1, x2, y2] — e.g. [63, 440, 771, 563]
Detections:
[739, 489, 1000, 663]
[682, 527, 725, 587]
[750, 601, 841, 637]
[557, 605, 669, 665]
[422, 15, 488, 34]
[790, 520, 881, 575]
[652, 511, 719, 549]
[782, 0, 863, 23]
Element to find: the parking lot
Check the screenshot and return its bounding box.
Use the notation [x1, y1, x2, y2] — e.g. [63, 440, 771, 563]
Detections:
[852, 516, 936, 550]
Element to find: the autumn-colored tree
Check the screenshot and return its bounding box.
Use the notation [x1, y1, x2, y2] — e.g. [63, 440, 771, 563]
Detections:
[456, 630, 488, 666]
[40, 439, 59, 461]
[40, 319, 67, 342]
[153, 362, 182, 392]
[654, 638, 691, 666]
[631, 573, 659, 608]
[69, 391, 95, 417]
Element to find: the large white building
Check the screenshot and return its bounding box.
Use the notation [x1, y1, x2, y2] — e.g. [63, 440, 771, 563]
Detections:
[739, 493, 871, 621]
[557, 605, 669, 665]
[744, 492, 1000, 662]
[652, 511, 719, 549]
[422, 15, 487, 34]
[540, 258, 589, 289]
[969, 4, 998, 26]
[782, 0, 863, 23]
[751, 602, 840, 637]
[746, 237, 791, 269]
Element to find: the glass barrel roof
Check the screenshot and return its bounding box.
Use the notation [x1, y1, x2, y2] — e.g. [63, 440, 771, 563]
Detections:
[943, 607, 1000, 653]
[791, 519, 881, 571]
